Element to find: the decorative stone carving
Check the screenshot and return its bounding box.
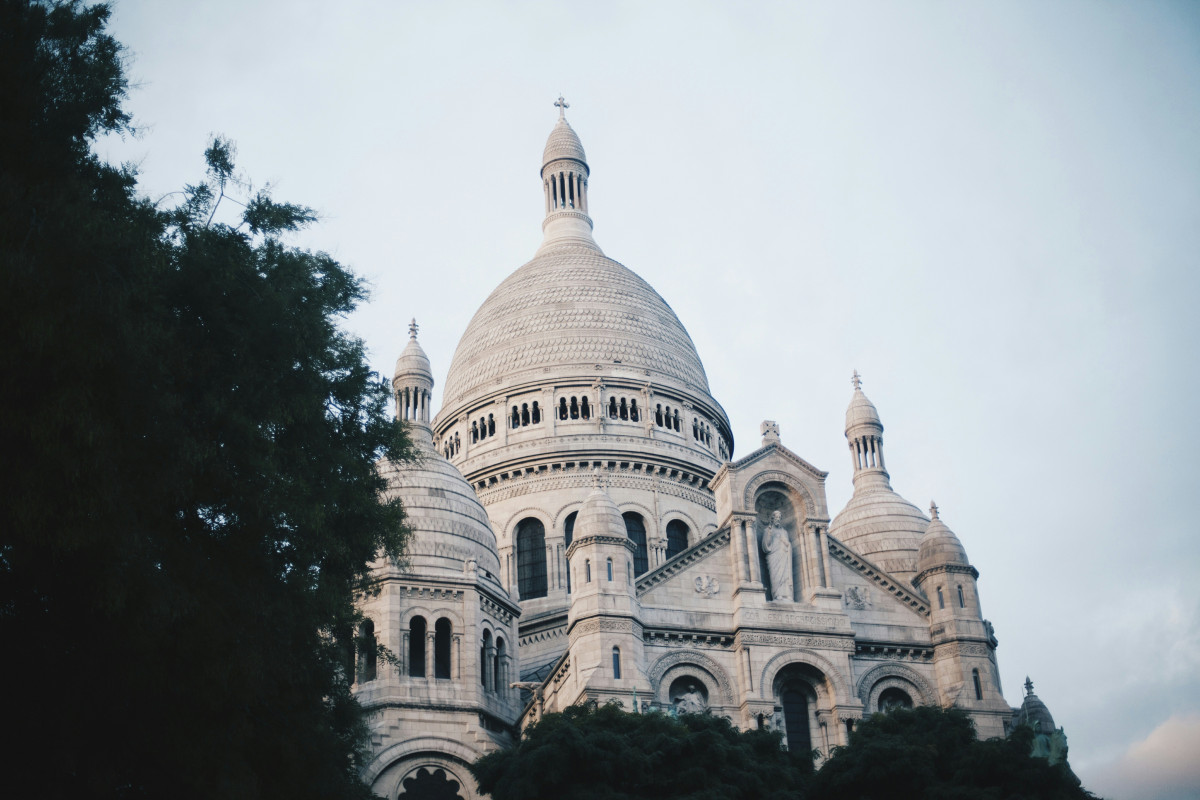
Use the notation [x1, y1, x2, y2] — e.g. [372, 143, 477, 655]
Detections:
[762, 510, 793, 603]
[673, 683, 708, 715]
[694, 575, 720, 597]
[844, 585, 870, 610]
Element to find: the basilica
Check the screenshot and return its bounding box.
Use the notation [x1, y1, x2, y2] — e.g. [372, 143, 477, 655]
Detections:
[353, 103, 1016, 799]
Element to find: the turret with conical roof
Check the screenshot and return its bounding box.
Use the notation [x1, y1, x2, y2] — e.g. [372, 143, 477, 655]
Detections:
[393, 318, 434, 433]
[829, 372, 927, 582]
[539, 96, 597, 252]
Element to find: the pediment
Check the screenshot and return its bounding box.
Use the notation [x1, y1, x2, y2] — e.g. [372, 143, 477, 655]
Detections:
[730, 442, 828, 482]
[826, 534, 930, 616]
[635, 527, 731, 602]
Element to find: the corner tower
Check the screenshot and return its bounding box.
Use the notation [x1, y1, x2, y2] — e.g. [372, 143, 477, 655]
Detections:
[432, 101, 733, 681]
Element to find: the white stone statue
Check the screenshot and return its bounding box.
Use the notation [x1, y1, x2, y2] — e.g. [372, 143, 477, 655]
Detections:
[762, 510, 793, 602]
[674, 684, 707, 715]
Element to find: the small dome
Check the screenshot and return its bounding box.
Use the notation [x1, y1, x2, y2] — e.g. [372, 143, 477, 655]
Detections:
[542, 117, 587, 168]
[1014, 679, 1057, 732]
[394, 321, 433, 386]
[378, 436, 502, 581]
[830, 487, 927, 580]
[917, 503, 970, 574]
[846, 389, 882, 431]
[574, 482, 624, 541]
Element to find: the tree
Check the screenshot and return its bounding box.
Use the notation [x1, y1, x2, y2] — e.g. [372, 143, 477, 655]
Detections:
[470, 704, 812, 800]
[808, 706, 1099, 800]
[0, 2, 409, 798]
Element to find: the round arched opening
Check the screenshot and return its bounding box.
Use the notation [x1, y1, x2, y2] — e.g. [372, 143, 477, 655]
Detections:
[668, 676, 709, 715]
[878, 686, 913, 712]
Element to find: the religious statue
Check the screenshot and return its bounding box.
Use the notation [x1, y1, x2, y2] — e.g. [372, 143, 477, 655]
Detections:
[762, 510, 793, 602]
[673, 684, 707, 715]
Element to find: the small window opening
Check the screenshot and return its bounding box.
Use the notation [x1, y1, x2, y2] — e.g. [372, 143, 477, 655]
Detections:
[612, 647, 621, 679]
[609, 397, 618, 418]
[606, 558, 613, 581]
[656, 404, 664, 426]
[973, 669, 983, 700]
[570, 396, 579, 419]
[581, 396, 591, 419]
[560, 397, 568, 420]
[434, 618, 451, 679]
[409, 616, 426, 678]
[958, 585, 966, 608]
[585, 559, 591, 583]
[511, 406, 519, 429]
[937, 586, 945, 609]
[532, 401, 541, 424]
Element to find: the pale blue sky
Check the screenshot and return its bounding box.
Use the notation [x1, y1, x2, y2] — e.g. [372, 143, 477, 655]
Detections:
[100, 2, 1200, 797]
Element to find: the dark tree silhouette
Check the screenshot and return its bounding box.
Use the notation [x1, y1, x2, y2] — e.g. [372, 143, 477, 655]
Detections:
[0, 3, 409, 798]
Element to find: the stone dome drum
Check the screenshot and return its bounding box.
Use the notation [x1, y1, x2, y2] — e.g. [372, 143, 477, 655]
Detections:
[441, 245, 711, 407]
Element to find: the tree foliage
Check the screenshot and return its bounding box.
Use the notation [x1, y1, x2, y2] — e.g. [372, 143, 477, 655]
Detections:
[809, 706, 1098, 800]
[0, 2, 409, 798]
[470, 704, 812, 800]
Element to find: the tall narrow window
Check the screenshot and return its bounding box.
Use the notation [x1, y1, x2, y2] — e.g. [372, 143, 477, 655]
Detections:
[434, 618, 452, 679]
[581, 397, 591, 419]
[564, 511, 576, 594]
[511, 406, 519, 429]
[494, 637, 506, 692]
[521, 403, 530, 426]
[937, 586, 945, 609]
[409, 616, 426, 678]
[609, 397, 618, 418]
[630, 399, 639, 422]
[559, 398, 568, 420]
[612, 647, 621, 680]
[606, 558, 613, 581]
[666, 519, 690, 560]
[973, 669, 983, 700]
[957, 585, 966, 608]
[358, 620, 377, 682]
[487, 414, 495, 436]
[570, 396, 579, 419]
[656, 404, 663, 426]
[516, 518, 548, 600]
[624, 512, 649, 577]
[585, 559, 591, 583]
[782, 689, 811, 754]
[480, 629, 491, 688]
[619, 398, 628, 420]
[532, 401, 541, 424]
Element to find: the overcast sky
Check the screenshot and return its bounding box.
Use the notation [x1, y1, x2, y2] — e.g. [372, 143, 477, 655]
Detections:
[98, 2, 1199, 797]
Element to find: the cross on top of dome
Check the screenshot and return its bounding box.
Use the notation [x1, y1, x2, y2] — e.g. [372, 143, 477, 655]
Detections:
[555, 95, 569, 119]
[852, 370, 863, 391]
[408, 318, 419, 339]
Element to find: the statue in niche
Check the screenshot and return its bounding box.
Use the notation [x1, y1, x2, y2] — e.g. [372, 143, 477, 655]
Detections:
[762, 510, 793, 602]
[673, 683, 708, 715]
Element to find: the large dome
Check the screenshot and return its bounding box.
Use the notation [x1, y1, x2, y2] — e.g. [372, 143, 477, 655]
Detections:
[441, 242, 711, 407]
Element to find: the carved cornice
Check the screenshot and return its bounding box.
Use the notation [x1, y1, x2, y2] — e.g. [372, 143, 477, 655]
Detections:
[473, 460, 717, 511]
[913, 562, 980, 587]
[565, 534, 637, 560]
[643, 629, 735, 648]
[635, 527, 730, 595]
[826, 535, 930, 615]
[568, 616, 643, 641]
[730, 442, 828, 481]
[739, 632, 856, 651]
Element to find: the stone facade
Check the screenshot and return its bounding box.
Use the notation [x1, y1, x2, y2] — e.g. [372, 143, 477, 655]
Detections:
[357, 103, 1014, 799]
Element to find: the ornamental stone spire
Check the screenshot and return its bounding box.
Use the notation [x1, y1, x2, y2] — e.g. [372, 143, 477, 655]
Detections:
[539, 97, 599, 254]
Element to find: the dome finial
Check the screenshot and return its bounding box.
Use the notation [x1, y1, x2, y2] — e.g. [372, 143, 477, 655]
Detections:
[852, 369, 862, 391]
[409, 318, 419, 340]
[554, 95, 569, 120]
[930, 501, 939, 519]
[1025, 676, 1034, 696]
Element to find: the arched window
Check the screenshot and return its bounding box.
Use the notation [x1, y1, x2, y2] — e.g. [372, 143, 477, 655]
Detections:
[609, 397, 618, 418]
[570, 396, 579, 419]
[623, 512, 649, 577]
[358, 619, 376, 682]
[532, 401, 541, 424]
[958, 585, 966, 608]
[487, 414, 495, 436]
[630, 399, 639, 422]
[693, 419, 699, 439]
[627, 560, 632, 585]
[612, 647, 621, 680]
[606, 558, 613, 581]
[409, 616, 426, 678]
[666, 519, 689, 560]
[494, 637, 506, 692]
[511, 406, 519, 429]
[673, 410, 680, 431]
[434, 618, 452, 679]
[619, 397, 628, 420]
[878, 687, 913, 712]
[480, 629, 491, 688]
[937, 586, 945, 609]
[564, 511, 576, 594]
[521, 403, 530, 426]
[973, 669, 983, 700]
[585, 559, 591, 583]
[656, 404, 664, 426]
[471, 421, 478, 442]
[559, 397, 568, 420]
[781, 688, 811, 754]
[516, 518, 548, 600]
[581, 396, 591, 419]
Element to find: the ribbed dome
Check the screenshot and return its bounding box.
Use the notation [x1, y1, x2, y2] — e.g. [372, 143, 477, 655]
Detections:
[543, 117, 587, 167]
[846, 389, 882, 430]
[574, 485, 624, 540]
[442, 244, 710, 405]
[379, 432, 501, 579]
[830, 488, 927, 582]
[1014, 681, 1057, 732]
[394, 332, 432, 385]
[917, 505, 970, 574]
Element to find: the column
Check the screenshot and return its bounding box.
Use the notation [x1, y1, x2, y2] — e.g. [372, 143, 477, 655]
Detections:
[425, 631, 435, 679]
[819, 526, 833, 587]
[452, 634, 461, 679]
[401, 630, 409, 676]
[745, 518, 762, 584]
[730, 517, 747, 583]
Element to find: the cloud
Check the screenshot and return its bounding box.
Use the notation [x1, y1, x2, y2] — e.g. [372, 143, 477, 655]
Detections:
[1086, 713, 1200, 800]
